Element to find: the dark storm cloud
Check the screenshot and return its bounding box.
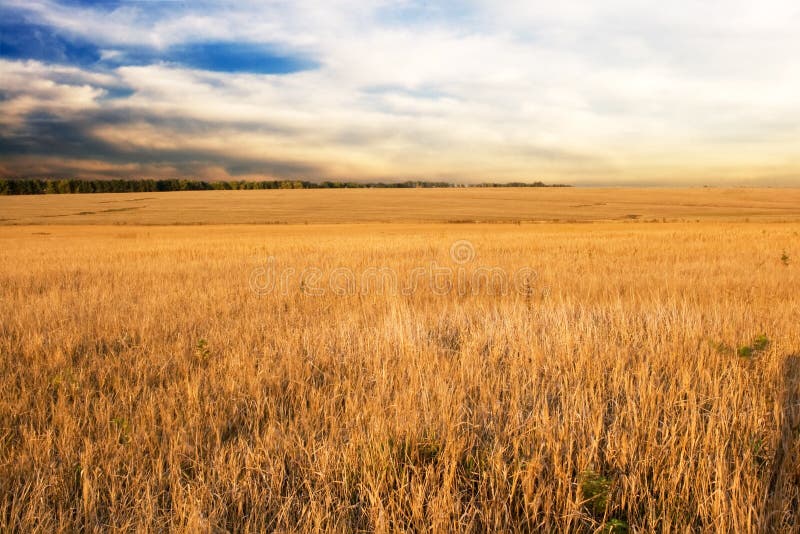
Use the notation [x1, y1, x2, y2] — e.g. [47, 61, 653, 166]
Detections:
[0, 108, 323, 179]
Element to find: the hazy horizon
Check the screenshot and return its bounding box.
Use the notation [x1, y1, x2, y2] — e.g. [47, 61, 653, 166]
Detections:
[1, 1, 799, 186]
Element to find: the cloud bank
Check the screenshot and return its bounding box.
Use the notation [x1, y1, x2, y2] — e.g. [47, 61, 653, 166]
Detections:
[1, 0, 799, 185]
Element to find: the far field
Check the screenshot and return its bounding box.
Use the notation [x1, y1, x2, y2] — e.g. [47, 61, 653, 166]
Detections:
[1, 188, 799, 531]
[1, 187, 800, 225]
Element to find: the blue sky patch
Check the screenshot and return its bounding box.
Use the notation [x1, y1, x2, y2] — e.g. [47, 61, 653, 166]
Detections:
[0, 13, 316, 75]
[0, 18, 102, 67]
[101, 86, 136, 100]
[164, 42, 316, 74]
[102, 42, 318, 74]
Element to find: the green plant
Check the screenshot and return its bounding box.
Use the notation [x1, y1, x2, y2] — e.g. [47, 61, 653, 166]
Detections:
[195, 338, 211, 362]
[580, 470, 612, 517]
[603, 518, 629, 533]
[110, 417, 130, 444]
[738, 334, 770, 358]
[50, 368, 78, 396]
[752, 335, 769, 351]
[750, 436, 770, 468]
[709, 340, 733, 355]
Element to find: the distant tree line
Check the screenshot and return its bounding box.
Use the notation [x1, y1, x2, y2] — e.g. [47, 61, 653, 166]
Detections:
[0, 178, 571, 195]
[474, 181, 569, 188]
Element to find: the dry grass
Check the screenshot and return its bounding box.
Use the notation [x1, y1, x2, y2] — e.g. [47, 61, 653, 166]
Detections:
[1, 187, 800, 225]
[1, 219, 800, 532]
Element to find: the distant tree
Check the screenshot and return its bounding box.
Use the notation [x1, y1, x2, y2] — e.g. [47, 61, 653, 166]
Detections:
[0, 178, 571, 195]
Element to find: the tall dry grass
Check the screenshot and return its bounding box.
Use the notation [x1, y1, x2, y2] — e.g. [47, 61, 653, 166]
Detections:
[1, 222, 799, 532]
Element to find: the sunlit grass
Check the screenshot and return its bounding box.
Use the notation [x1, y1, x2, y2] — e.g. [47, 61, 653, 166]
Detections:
[1, 221, 798, 531]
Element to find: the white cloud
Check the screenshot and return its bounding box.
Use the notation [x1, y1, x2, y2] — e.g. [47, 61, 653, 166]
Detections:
[2, 1, 800, 183]
[0, 60, 108, 128]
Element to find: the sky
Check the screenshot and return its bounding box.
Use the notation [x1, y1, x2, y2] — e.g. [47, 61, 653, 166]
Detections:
[1, 1, 799, 185]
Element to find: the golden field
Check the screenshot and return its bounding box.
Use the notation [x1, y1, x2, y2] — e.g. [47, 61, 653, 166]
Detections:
[1, 190, 800, 532]
[1, 187, 800, 225]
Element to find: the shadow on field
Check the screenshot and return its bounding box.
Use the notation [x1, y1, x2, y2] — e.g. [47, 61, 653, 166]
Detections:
[766, 354, 800, 531]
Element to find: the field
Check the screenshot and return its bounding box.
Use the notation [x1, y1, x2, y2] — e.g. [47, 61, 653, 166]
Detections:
[1, 189, 800, 532]
[2, 187, 800, 225]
